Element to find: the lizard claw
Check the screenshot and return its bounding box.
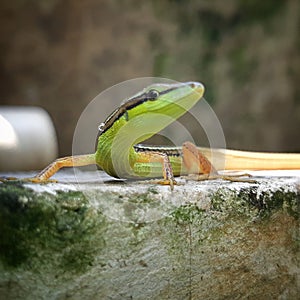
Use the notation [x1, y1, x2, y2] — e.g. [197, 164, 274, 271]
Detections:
[156, 179, 177, 191]
[24, 177, 58, 184]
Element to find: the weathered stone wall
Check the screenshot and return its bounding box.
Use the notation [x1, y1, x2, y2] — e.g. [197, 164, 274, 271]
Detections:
[0, 173, 299, 299]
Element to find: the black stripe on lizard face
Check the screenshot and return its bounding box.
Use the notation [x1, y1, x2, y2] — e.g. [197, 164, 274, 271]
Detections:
[97, 85, 181, 137]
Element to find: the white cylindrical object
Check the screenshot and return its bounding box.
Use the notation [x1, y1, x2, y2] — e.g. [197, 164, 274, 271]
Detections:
[0, 106, 58, 171]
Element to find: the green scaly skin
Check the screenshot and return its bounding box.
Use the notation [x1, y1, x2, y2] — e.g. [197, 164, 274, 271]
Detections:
[95, 82, 204, 179]
[3, 80, 300, 188]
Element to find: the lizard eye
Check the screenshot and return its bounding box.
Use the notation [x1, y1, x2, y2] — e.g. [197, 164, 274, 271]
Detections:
[147, 89, 160, 101]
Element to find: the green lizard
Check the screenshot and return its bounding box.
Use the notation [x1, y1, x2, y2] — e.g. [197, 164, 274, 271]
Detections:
[30, 81, 300, 190]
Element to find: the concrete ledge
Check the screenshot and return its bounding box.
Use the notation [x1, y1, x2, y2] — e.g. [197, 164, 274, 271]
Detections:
[0, 171, 299, 299]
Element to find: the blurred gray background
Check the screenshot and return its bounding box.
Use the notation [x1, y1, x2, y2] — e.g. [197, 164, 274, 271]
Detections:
[1, 0, 299, 157]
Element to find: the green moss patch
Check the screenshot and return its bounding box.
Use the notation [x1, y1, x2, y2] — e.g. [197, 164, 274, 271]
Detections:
[0, 182, 104, 272]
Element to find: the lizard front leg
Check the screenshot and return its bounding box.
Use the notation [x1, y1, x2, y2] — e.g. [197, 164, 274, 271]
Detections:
[135, 151, 176, 190]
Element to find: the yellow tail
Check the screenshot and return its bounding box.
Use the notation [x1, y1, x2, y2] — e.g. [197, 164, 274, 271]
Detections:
[198, 147, 300, 171]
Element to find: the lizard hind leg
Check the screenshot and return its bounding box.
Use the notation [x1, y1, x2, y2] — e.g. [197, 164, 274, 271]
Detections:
[30, 153, 96, 182]
[182, 142, 255, 183]
[182, 141, 217, 176]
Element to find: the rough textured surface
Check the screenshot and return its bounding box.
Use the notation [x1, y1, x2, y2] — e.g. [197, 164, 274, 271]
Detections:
[0, 171, 299, 299]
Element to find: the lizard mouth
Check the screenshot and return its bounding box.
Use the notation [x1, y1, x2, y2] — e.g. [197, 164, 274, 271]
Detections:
[186, 81, 205, 96]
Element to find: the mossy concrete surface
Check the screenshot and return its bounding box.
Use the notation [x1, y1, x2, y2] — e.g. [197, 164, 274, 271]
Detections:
[0, 171, 299, 299]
